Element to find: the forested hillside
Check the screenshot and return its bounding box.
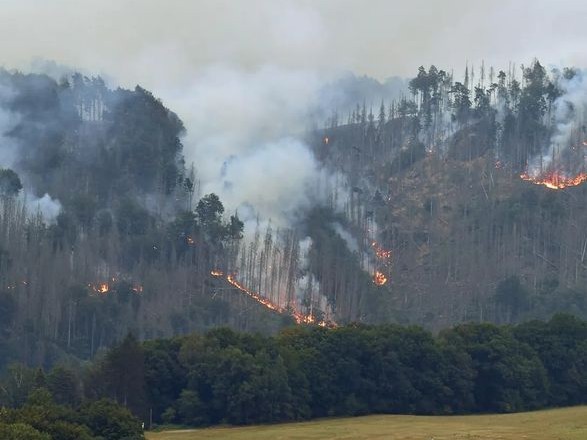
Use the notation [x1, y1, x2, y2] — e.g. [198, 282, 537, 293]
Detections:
[1, 60, 587, 368]
[0, 70, 285, 369]
[316, 60, 587, 328]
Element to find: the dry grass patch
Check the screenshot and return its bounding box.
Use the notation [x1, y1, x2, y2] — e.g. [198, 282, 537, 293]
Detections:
[147, 406, 587, 440]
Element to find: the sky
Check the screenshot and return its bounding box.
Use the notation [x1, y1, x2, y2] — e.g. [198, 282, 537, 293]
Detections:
[0, 0, 585, 89]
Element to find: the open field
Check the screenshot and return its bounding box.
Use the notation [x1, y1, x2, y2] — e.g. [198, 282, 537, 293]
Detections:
[147, 406, 587, 440]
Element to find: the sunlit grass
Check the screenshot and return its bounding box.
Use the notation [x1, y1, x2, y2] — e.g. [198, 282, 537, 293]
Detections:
[147, 406, 587, 440]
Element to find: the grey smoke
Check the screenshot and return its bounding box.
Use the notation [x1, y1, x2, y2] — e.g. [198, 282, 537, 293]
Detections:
[0, 84, 19, 168]
[0, 80, 62, 222]
[2, 0, 586, 84]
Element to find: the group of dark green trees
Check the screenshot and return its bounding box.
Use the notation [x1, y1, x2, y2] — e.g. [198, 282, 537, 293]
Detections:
[4, 314, 579, 430]
[0, 373, 143, 439]
[1, 314, 585, 434]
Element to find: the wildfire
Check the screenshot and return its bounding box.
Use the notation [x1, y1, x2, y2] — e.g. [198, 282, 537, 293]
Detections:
[89, 282, 110, 294]
[520, 171, 587, 190]
[211, 269, 336, 327]
[186, 236, 196, 246]
[88, 277, 144, 296]
[373, 271, 388, 286]
[323, 136, 329, 145]
[372, 241, 392, 261]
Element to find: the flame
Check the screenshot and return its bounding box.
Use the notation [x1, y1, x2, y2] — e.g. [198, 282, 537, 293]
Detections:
[186, 236, 196, 246]
[372, 241, 392, 261]
[520, 171, 587, 190]
[373, 271, 388, 286]
[323, 136, 329, 145]
[88, 282, 110, 294]
[211, 269, 336, 327]
[88, 277, 143, 295]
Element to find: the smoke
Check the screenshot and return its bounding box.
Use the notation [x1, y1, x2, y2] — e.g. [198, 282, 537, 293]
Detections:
[0, 84, 20, 168]
[530, 69, 587, 174]
[332, 222, 359, 254]
[296, 236, 333, 317]
[0, 76, 62, 221]
[25, 193, 61, 222]
[2, 0, 587, 84]
[168, 65, 341, 230]
[549, 70, 587, 158]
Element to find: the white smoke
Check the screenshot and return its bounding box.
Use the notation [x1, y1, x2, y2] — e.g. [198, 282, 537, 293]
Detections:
[25, 193, 62, 223]
[296, 236, 332, 318]
[531, 69, 587, 174]
[169, 65, 329, 228]
[332, 222, 359, 254]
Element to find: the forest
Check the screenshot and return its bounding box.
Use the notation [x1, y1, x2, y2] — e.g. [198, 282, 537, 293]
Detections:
[1, 314, 585, 433]
[0, 59, 587, 370]
[316, 60, 587, 327]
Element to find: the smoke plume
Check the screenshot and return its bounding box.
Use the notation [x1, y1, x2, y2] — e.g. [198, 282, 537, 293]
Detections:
[530, 69, 587, 175]
[25, 193, 62, 222]
[169, 65, 341, 230]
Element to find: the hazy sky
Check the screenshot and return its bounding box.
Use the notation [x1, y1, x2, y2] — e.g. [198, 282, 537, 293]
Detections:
[1, 0, 585, 88]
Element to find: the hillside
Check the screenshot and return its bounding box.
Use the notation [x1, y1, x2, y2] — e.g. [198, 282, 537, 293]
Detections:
[147, 406, 587, 440]
[1, 60, 587, 367]
[312, 61, 587, 328]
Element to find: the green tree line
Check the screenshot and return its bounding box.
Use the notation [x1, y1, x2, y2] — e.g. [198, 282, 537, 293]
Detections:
[4, 314, 582, 431]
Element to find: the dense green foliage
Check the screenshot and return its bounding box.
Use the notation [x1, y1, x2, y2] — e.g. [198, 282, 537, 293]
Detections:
[0, 387, 143, 439]
[36, 314, 581, 428]
[2, 316, 585, 432]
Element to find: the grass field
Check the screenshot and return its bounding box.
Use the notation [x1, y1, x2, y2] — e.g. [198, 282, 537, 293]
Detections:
[147, 406, 587, 440]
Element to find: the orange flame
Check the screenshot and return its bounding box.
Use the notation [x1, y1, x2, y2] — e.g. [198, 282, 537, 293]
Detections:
[186, 236, 196, 246]
[520, 171, 587, 190]
[89, 282, 110, 294]
[373, 271, 388, 286]
[211, 269, 336, 327]
[372, 241, 392, 261]
[88, 278, 143, 295]
[323, 136, 329, 145]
